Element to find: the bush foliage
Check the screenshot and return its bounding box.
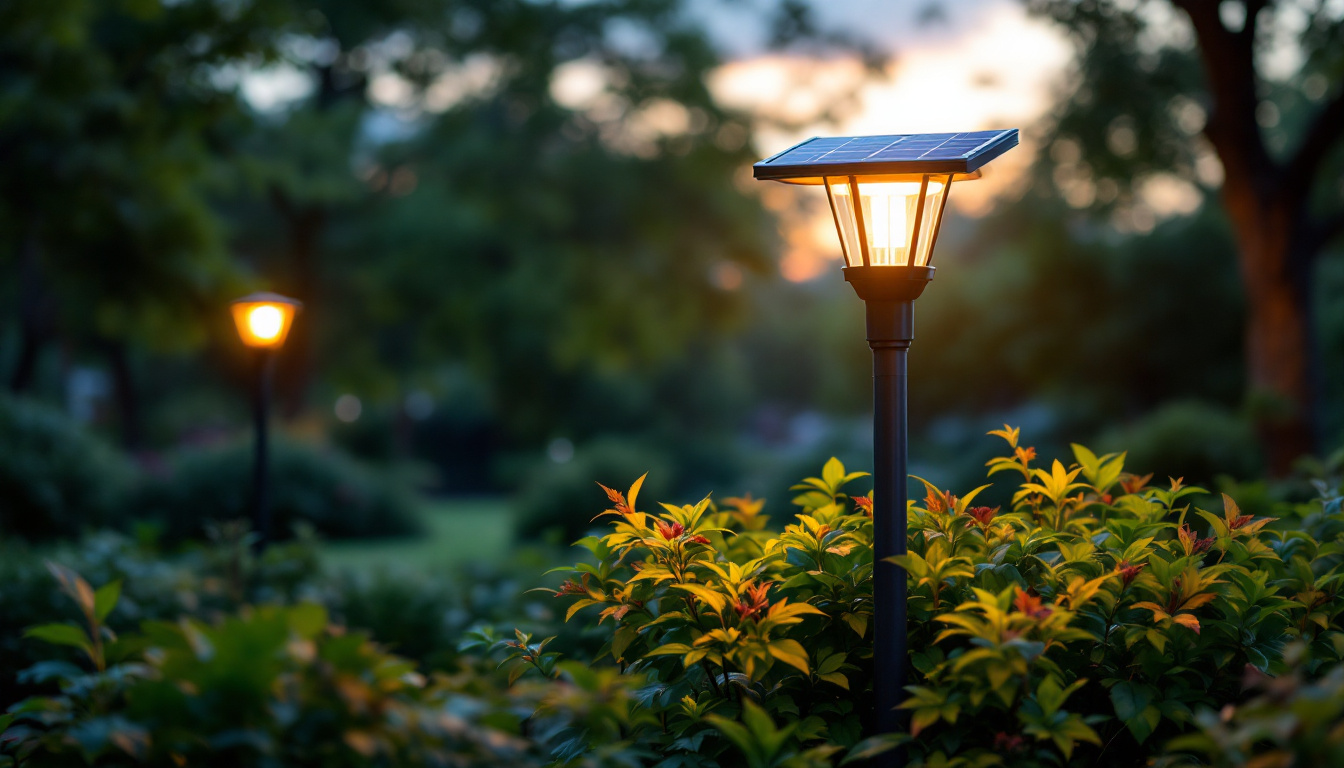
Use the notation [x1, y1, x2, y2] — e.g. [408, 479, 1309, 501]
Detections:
[529, 426, 1344, 766]
[0, 396, 134, 541]
[135, 439, 422, 542]
[513, 437, 678, 544]
[1, 564, 537, 767]
[0, 394, 421, 544]
[4, 427, 1343, 767]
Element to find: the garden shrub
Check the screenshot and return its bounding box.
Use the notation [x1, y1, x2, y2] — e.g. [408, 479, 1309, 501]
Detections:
[0, 395, 134, 541]
[525, 427, 1344, 766]
[326, 553, 586, 672]
[0, 527, 325, 705]
[0, 528, 568, 705]
[133, 439, 422, 542]
[513, 437, 676, 543]
[1158, 643, 1344, 767]
[0, 560, 666, 768]
[0, 564, 541, 767]
[1098, 400, 1262, 483]
[5, 427, 1343, 767]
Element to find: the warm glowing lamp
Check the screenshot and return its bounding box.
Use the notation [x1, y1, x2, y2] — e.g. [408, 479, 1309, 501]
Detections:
[754, 130, 1019, 759]
[231, 292, 301, 349]
[229, 291, 301, 550]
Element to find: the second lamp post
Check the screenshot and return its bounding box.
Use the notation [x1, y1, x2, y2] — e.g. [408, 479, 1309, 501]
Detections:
[231, 292, 301, 548]
[754, 130, 1019, 753]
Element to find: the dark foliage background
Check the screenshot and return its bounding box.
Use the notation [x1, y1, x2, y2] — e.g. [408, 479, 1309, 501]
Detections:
[0, 0, 1341, 536]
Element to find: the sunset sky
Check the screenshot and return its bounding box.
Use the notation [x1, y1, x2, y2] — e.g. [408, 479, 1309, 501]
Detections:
[707, 0, 1075, 280]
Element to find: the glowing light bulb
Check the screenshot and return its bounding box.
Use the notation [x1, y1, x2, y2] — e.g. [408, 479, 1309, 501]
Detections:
[248, 306, 284, 341]
[828, 179, 946, 267]
[231, 293, 299, 349]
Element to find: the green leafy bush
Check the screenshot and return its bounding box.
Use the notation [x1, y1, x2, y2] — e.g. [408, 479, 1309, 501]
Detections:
[327, 554, 581, 672]
[1, 561, 667, 768]
[6, 427, 1343, 768]
[528, 427, 1344, 766]
[134, 439, 422, 542]
[0, 527, 324, 705]
[1159, 643, 1344, 767]
[513, 437, 676, 543]
[0, 396, 134, 541]
[1, 565, 539, 767]
[1098, 400, 1263, 483]
[0, 528, 556, 705]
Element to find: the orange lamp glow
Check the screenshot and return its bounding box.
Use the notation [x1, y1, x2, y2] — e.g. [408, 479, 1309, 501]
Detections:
[231, 292, 301, 349]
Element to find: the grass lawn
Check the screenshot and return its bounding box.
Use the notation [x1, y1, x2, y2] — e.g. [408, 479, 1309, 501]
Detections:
[321, 496, 515, 572]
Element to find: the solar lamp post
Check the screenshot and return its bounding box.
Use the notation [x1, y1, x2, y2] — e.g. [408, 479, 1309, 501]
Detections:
[753, 130, 1019, 755]
[230, 292, 301, 549]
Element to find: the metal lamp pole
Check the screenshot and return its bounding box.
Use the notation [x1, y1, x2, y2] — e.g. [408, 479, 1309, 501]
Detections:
[250, 349, 276, 548]
[868, 299, 911, 739]
[845, 266, 931, 753]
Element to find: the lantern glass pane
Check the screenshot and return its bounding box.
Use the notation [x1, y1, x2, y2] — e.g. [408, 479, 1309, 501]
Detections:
[913, 178, 949, 267]
[826, 178, 862, 266]
[828, 179, 945, 267]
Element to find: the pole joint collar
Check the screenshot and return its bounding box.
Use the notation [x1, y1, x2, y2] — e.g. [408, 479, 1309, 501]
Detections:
[865, 300, 915, 344]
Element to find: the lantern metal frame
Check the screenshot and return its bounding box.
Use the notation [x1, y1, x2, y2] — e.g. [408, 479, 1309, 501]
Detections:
[825, 173, 956, 270]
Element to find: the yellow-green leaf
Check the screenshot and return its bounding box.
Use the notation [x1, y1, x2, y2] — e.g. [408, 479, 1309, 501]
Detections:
[843, 613, 867, 638]
[25, 623, 91, 653]
[93, 580, 122, 623]
[671, 583, 729, 615]
[767, 639, 811, 674]
[819, 672, 850, 690]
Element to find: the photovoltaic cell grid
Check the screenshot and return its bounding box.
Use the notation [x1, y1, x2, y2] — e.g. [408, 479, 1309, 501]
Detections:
[753, 129, 1019, 180]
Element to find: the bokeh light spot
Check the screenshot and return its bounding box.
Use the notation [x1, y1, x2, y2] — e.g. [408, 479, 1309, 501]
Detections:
[547, 437, 574, 464]
[335, 394, 362, 423]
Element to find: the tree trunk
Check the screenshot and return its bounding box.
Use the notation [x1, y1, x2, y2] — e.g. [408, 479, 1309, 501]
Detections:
[103, 338, 142, 451]
[1172, 0, 1327, 475]
[1223, 187, 1314, 474]
[10, 327, 45, 393]
[10, 229, 51, 393]
[274, 200, 325, 421]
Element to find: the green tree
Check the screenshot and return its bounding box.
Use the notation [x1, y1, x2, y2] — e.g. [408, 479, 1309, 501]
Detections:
[1027, 0, 1344, 472]
[0, 0, 297, 444]
[228, 0, 874, 442]
[1, 0, 875, 464]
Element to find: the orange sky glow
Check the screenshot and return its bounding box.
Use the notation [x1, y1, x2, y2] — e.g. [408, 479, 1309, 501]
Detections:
[710, 3, 1074, 282]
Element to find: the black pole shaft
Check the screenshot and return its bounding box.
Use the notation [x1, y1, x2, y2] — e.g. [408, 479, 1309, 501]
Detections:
[867, 300, 913, 764]
[251, 351, 275, 549]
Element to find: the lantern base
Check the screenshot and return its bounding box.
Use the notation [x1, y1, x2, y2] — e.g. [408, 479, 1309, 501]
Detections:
[843, 266, 934, 302]
[865, 300, 914, 344]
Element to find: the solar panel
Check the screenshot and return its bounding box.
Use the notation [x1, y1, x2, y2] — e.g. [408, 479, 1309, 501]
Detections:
[753, 129, 1019, 181]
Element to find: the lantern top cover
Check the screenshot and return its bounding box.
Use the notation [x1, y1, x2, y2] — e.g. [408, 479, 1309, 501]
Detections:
[753, 129, 1019, 183]
[231, 291, 303, 308]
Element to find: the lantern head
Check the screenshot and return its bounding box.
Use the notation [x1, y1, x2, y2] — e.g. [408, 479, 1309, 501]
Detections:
[231, 292, 302, 350]
[754, 129, 1018, 301]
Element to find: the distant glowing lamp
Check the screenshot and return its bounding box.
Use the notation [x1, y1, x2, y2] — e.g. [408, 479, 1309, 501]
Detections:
[229, 291, 302, 550]
[754, 130, 1019, 758]
[231, 292, 301, 349]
